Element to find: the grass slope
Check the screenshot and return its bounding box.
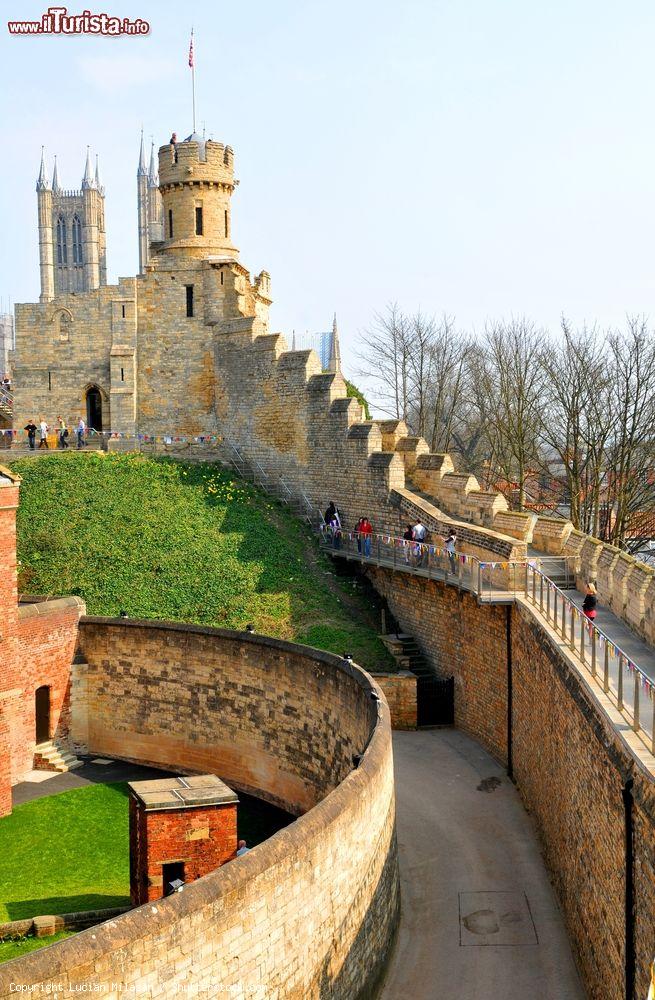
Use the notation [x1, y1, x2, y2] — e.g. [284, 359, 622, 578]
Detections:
[10, 453, 393, 670]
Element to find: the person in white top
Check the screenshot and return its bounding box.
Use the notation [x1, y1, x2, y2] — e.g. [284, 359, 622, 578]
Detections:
[443, 530, 457, 574]
[77, 417, 86, 449]
[412, 520, 427, 565]
[38, 419, 49, 449]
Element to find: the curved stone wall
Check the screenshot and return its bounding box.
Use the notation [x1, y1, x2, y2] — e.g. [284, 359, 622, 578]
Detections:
[0, 623, 399, 999]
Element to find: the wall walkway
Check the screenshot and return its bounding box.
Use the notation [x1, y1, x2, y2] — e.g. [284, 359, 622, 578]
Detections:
[380, 729, 584, 1000]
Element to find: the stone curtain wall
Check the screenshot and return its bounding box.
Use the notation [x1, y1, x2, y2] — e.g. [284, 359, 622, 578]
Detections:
[367, 565, 655, 1000]
[75, 621, 375, 814]
[0, 624, 400, 998]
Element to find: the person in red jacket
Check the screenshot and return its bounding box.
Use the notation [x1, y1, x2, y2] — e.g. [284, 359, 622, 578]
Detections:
[360, 517, 373, 557]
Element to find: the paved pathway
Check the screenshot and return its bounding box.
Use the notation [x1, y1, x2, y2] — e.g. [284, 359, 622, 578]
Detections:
[379, 730, 584, 1000]
[12, 757, 177, 806]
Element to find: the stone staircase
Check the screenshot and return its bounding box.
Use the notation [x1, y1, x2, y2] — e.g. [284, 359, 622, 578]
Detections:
[382, 633, 454, 726]
[34, 740, 83, 773]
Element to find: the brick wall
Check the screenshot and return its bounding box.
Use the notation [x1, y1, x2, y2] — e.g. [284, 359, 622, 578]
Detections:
[0, 624, 399, 998]
[0, 467, 83, 814]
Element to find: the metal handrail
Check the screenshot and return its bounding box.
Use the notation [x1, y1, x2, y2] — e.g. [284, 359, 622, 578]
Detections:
[525, 565, 654, 753]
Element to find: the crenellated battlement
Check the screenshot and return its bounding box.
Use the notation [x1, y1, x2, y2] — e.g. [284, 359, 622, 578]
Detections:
[158, 139, 235, 190]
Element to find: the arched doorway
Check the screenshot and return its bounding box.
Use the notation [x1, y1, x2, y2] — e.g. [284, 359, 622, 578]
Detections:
[35, 686, 50, 744]
[86, 386, 103, 432]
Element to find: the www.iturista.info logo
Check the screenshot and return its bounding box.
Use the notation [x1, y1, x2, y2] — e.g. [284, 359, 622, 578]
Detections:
[7, 6, 150, 35]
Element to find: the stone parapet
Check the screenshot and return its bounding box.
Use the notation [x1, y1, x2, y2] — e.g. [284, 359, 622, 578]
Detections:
[531, 515, 573, 555]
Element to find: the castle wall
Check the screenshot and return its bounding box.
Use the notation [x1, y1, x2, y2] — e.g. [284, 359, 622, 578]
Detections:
[12, 278, 137, 434]
[0, 623, 399, 1000]
[366, 564, 655, 1000]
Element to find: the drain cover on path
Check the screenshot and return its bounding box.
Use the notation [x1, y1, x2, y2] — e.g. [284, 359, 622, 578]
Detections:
[458, 891, 538, 946]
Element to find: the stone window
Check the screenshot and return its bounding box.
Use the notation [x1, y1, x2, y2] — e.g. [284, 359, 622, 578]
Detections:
[224, 209, 229, 238]
[56, 217, 67, 265]
[185, 285, 194, 318]
[58, 311, 72, 342]
[169, 209, 174, 239]
[72, 216, 83, 264]
[195, 205, 203, 236]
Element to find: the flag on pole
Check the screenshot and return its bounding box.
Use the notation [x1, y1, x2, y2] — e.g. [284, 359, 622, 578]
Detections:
[188, 30, 194, 68]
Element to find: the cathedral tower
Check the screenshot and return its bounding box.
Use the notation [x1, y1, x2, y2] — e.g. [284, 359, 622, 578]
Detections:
[137, 133, 164, 273]
[36, 147, 107, 301]
[157, 134, 239, 258]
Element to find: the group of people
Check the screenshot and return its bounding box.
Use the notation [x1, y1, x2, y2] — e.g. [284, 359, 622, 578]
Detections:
[23, 416, 87, 450]
[323, 501, 458, 573]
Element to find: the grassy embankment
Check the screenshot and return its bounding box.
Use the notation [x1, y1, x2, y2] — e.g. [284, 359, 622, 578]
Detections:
[9, 452, 393, 669]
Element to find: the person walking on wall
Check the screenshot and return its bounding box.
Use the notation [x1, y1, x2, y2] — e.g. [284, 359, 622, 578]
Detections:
[324, 501, 342, 549]
[77, 416, 86, 449]
[402, 524, 413, 564]
[57, 415, 69, 449]
[360, 516, 373, 557]
[582, 582, 597, 621]
[38, 419, 49, 449]
[412, 518, 427, 566]
[355, 517, 364, 554]
[24, 420, 37, 450]
[443, 530, 457, 575]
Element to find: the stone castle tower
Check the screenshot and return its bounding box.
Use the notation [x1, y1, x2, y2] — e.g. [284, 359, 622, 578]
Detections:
[13, 131, 272, 438]
[36, 148, 107, 302]
[137, 133, 164, 273]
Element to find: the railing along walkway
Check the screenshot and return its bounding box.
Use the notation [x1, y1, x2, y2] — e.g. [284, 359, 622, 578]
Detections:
[322, 527, 655, 760]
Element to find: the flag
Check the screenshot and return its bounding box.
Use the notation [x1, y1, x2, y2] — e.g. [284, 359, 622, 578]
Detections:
[188, 30, 194, 68]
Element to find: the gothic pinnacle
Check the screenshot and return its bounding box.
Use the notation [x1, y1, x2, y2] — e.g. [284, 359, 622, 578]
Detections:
[36, 146, 50, 191]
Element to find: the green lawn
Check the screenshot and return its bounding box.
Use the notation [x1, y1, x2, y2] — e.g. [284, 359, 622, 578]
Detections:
[0, 784, 130, 921]
[0, 931, 76, 964]
[0, 782, 292, 925]
[9, 453, 393, 671]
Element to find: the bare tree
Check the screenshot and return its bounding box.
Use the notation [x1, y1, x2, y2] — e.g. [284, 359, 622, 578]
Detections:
[476, 319, 545, 509]
[538, 321, 613, 532]
[356, 304, 411, 420]
[604, 319, 655, 547]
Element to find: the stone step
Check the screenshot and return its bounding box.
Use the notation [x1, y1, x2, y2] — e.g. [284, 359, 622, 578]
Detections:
[34, 740, 84, 773]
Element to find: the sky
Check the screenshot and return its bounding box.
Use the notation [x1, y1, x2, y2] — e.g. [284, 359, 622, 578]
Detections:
[2, 0, 655, 381]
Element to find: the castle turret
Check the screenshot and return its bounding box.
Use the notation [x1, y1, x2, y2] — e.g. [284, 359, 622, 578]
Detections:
[137, 131, 149, 274]
[327, 313, 341, 375]
[36, 148, 54, 302]
[157, 135, 239, 258]
[147, 141, 164, 245]
[81, 147, 101, 288]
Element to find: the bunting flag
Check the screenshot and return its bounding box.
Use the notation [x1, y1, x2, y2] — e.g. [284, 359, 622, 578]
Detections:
[188, 28, 194, 68]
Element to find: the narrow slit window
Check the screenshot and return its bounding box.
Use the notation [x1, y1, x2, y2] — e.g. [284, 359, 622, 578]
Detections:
[220, 270, 224, 285]
[121, 304, 126, 318]
[168, 209, 174, 238]
[195, 206, 203, 236]
[185, 284, 194, 318]
[224, 210, 228, 237]
[121, 367, 125, 382]
[48, 371, 52, 391]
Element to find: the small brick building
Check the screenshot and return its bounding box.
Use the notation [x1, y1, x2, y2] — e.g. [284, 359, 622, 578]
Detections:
[128, 774, 239, 905]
